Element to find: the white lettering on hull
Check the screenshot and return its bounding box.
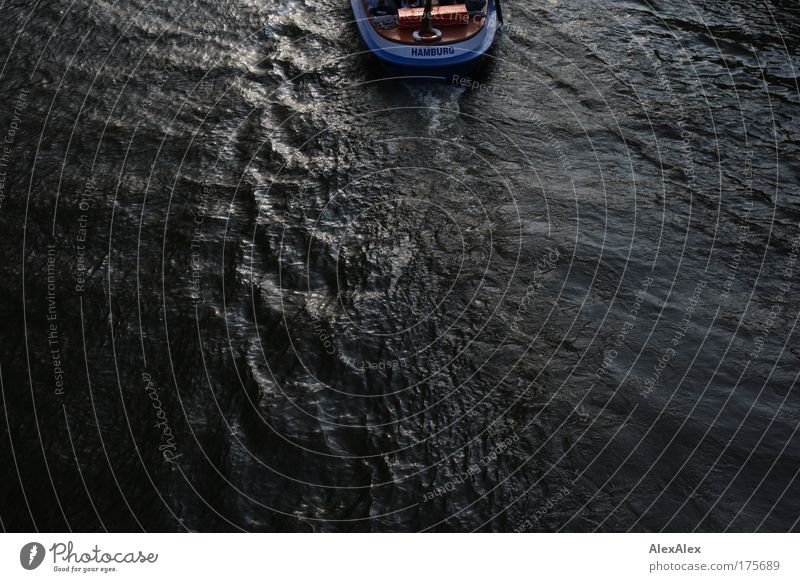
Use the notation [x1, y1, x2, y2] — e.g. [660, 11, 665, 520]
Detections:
[409, 46, 457, 57]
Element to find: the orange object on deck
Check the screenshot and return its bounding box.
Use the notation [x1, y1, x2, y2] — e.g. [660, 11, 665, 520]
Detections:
[397, 4, 470, 29]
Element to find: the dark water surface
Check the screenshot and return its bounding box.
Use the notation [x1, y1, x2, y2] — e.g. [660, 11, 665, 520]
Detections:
[1, 0, 799, 532]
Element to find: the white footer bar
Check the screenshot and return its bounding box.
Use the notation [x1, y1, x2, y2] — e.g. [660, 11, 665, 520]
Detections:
[1, 533, 796, 581]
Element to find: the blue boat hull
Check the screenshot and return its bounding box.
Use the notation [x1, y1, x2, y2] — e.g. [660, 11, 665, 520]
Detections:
[351, 1, 500, 81]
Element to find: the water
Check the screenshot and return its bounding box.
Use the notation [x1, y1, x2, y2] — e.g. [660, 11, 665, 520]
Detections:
[0, 0, 798, 532]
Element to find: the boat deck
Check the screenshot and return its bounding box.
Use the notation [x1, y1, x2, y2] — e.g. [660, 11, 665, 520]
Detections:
[362, 2, 487, 45]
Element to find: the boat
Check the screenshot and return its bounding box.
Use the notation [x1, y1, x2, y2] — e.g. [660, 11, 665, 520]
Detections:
[351, 0, 502, 80]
